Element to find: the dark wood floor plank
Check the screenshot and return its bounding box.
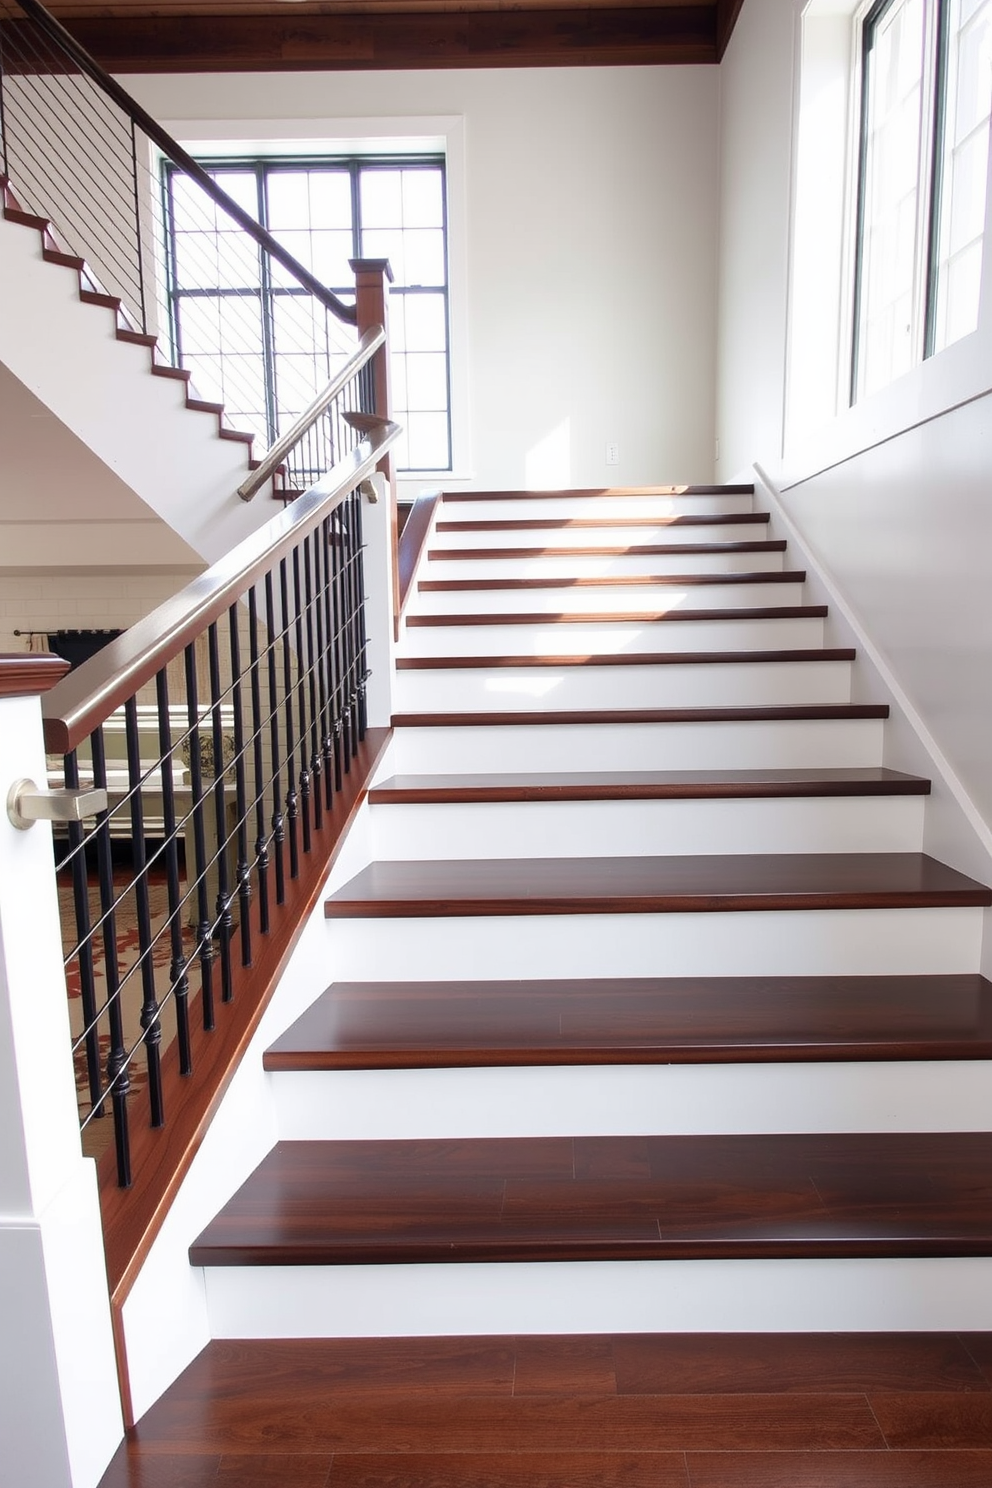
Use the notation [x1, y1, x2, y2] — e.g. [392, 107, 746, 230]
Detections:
[324, 853, 992, 920]
[327, 1452, 688, 1486]
[440, 486, 756, 500]
[407, 605, 826, 625]
[136, 1392, 883, 1454]
[189, 1134, 992, 1267]
[419, 571, 806, 591]
[396, 647, 854, 671]
[512, 1336, 618, 1395]
[368, 768, 929, 804]
[262, 974, 992, 1071]
[435, 513, 769, 531]
[612, 1333, 990, 1394]
[392, 703, 890, 728]
[427, 540, 787, 559]
[685, 1451, 992, 1486]
[960, 1333, 992, 1385]
[869, 1392, 992, 1448]
[98, 1450, 223, 1487]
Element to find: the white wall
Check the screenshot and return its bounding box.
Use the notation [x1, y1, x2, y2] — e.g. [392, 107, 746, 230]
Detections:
[122, 66, 720, 494]
[717, 0, 992, 858]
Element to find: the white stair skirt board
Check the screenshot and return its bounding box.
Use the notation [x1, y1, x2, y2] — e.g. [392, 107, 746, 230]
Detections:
[201, 1257, 992, 1338]
[438, 495, 758, 520]
[392, 659, 853, 712]
[409, 580, 810, 616]
[429, 522, 771, 550]
[398, 615, 827, 657]
[324, 907, 983, 982]
[368, 795, 926, 860]
[271, 1061, 992, 1143]
[390, 719, 887, 773]
[422, 550, 788, 579]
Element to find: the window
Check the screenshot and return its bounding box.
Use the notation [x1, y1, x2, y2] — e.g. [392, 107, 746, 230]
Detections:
[852, 0, 992, 400]
[163, 156, 452, 473]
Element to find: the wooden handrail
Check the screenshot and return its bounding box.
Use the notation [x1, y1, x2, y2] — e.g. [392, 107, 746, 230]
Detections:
[236, 326, 386, 501]
[397, 489, 442, 619]
[7, 0, 358, 327]
[42, 422, 401, 754]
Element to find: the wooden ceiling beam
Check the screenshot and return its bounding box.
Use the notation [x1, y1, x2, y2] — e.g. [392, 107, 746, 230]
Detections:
[62, 6, 718, 72]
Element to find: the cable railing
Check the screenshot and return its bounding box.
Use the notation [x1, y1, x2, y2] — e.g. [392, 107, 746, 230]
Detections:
[0, 0, 385, 469]
[40, 421, 399, 1189]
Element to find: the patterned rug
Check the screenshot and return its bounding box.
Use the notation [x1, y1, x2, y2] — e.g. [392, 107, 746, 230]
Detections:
[60, 871, 191, 1163]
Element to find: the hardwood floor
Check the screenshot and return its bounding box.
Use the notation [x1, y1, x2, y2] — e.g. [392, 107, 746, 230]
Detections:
[99, 1333, 992, 1485]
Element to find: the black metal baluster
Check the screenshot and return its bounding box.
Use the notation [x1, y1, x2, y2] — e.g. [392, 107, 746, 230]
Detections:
[312, 523, 333, 814]
[248, 586, 270, 935]
[184, 642, 215, 1031]
[228, 603, 252, 968]
[90, 727, 131, 1187]
[63, 750, 102, 1116]
[129, 117, 147, 333]
[323, 512, 343, 796]
[207, 622, 234, 1003]
[292, 543, 312, 855]
[124, 696, 164, 1128]
[341, 498, 358, 765]
[302, 533, 323, 832]
[353, 485, 370, 742]
[264, 571, 286, 906]
[332, 506, 352, 773]
[155, 668, 191, 1077]
[279, 557, 300, 879]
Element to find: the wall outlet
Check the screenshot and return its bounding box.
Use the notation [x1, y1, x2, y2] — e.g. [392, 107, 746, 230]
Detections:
[605, 442, 620, 466]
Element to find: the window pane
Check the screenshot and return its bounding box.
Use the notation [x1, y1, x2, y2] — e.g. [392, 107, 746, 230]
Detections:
[402, 168, 444, 228]
[360, 169, 403, 228]
[931, 0, 992, 352]
[404, 351, 448, 411]
[266, 172, 311, 230]
[856, 0, 929, 397]
[401, 293, 448, 352]
[405, 412, 450, 470]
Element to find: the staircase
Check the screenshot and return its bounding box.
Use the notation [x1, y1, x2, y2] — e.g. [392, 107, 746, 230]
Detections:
[188, 480, 992, 1338]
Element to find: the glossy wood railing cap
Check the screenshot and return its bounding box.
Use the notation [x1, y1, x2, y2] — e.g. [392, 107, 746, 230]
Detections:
[0, 653, 70, 698]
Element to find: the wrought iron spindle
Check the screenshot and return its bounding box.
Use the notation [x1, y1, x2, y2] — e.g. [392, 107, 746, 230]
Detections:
[123, 695, 164, 1127]
[352, 487, 370, 741]
[228, 603, 252, 968]
[155, 668, 191, 1077]
[63, 749, 103, 1115]
[207, 621, 234, 1004]
[323, 511, 344, 795]
[90, 725, 131, 1187]
[264, 570, 286, 906]
[292, 544, 312, 856]
[279, 557, 300, 880]
[184, 642, 215, 1032]
[303, 532, 323, 829]
[247, 586, 270, 935]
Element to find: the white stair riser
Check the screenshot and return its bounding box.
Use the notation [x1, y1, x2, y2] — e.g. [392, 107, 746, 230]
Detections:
[368, 795, 925, 860]
[202, 1257, 992, 1339]
[390, 720, 887, 773]
[400, 616, 825, 657]
[423, 550, 787, 579]
[430, 521, 768, 550]
[439, 495, 757, 520]
[324, 907, 982, 981]
[271, 1061, 992, 1142]
[394, 660, 853, 712]
[410, 581, 809, 616]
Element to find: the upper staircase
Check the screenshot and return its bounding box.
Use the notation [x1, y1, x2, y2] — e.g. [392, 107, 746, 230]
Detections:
[187, 480, 992, 1338]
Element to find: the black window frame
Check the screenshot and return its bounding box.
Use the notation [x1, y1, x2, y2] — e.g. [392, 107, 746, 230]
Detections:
[161, 153, 453, 474]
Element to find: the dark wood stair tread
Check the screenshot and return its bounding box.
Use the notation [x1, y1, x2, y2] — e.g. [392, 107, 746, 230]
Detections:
[407, 604, 827, 627]
[189, 1132, 992, 1266]
[436, 513, 770, 532]
[393, 703, 890, 727]
[420, 571, 808, 591]
[368, 767, 930, 804]
[264, 973, 992, 1070]
[397, 648, 855, 671]
[325, 853, 991, 919]
[429, 540, 787, 559]
[442, 485, 756, 500]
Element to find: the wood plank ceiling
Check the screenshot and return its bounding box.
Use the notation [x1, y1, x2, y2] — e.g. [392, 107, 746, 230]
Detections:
[39, 0, 745, 73]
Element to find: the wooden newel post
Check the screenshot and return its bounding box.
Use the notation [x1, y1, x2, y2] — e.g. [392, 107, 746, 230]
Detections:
[350, 257, 400, 621]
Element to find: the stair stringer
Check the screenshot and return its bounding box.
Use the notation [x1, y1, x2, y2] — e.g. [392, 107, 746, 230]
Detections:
[115, 801, 380, 1424]
[0, 203, 280, 566]
[753, 462, 992, 962]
